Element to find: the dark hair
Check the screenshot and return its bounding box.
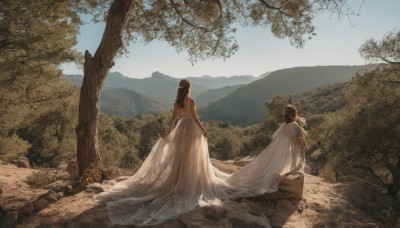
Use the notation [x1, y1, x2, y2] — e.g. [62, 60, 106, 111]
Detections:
[284, 105, 297, 123]
[175, 79, 191, 108]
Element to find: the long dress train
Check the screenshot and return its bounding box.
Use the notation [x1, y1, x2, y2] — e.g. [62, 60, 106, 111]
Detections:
[94, 101, 233, 225]
[227, 122, 306, 198]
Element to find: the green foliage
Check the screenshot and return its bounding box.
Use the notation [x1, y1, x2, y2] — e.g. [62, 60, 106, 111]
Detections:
[15, 95, 79, 167]
[0, 134, 31, 161]
[316, 65, 400, 195]
[137, 116, 170, 159]
[359, 30, 400, 64]
[0, 0, 83, 134]
[205, 121, 244, 159]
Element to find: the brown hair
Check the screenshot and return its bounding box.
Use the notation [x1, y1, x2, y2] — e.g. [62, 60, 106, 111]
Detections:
[284, 105, 297, 123]
[175, 79, 191, 108]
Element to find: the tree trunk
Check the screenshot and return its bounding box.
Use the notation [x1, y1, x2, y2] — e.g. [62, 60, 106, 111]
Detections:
[76, 0, 135, 183]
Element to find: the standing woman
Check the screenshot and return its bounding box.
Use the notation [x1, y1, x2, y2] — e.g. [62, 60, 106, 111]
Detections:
[95, 79, 232, 226]
[227, 104, 308, 197]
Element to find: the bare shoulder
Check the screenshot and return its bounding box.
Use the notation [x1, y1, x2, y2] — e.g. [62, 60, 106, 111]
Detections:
[189, 98, 196, 106]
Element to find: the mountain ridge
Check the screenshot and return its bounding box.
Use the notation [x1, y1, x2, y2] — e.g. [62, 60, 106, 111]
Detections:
[199, 65, 366, 126]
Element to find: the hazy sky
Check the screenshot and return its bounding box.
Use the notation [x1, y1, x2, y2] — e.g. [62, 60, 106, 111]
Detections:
[62, 0, 400, 78]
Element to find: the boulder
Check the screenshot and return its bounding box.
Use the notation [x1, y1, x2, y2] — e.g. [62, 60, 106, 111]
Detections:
[44, 180, 66, 192]
[67, 159, 79, 179]
[38, 190, 61, 203]
[34, 199, 49, 211]
[262, 175, 304, 200]
[11, 156, 29, 168]
[20, 202, 33, 216]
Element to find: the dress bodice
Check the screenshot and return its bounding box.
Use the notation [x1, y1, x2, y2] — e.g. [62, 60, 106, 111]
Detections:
[179, 99, 192, 119]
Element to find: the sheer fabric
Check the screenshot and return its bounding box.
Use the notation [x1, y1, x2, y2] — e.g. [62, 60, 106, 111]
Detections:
[95, 101, 306, 226]
[94, 101, 232, 225]
[227, 122, 306, 198]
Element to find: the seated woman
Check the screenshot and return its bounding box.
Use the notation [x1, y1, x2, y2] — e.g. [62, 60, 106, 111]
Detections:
[227, 104, 308, 198]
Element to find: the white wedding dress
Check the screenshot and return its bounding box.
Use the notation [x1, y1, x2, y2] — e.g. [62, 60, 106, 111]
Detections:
[227, 122, 306, 198]
[95, 101, 306, 226]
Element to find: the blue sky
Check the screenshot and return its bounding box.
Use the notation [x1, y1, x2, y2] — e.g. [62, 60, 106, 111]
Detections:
[62, 0, 400, 78]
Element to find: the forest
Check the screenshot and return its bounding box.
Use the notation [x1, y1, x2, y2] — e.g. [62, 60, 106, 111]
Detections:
[0, 0, 399, 226]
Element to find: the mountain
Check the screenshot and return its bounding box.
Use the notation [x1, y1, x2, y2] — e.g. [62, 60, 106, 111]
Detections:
[199, 65, 366, 126]
[187, 75, 258, 89]
[100, 88, 168, 117]
[195, 84, 244, 108]
[65, 72, 259, 106]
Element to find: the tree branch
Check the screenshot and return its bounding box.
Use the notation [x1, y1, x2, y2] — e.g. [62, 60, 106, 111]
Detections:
[379, 56, 400, 65]
[258, 0, 293, 17]
[377, 79, 400, 84]
[168, 0, 209, 31]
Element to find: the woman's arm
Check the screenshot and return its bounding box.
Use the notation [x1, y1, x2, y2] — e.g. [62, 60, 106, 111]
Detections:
[189, 99, 208, 138]
[163, 103, 178, 138]
[298, 126, 309, 152]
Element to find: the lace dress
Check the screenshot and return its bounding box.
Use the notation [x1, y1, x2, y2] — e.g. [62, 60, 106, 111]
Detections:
[94, 100, 232, 225]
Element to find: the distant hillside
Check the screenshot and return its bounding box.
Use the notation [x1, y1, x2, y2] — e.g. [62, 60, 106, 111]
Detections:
[64, 72, 260, 106]
[100, 88, 168, 117]
[199, 65, 365, 126]
[195, 84, 244, 108]
[187, 75, 258, 89]
[294, 82, 348, 114]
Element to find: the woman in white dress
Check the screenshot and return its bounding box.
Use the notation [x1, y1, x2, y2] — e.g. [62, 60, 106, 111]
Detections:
[94, 79, 233, 225]
[227, 105, 308, 198]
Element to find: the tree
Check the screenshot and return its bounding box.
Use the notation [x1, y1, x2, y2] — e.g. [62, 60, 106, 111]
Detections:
[0, 0, 83, 133]
[77, 0, 355, 182]
[359, 30, 400, 65]
[316, 31, 400, 196]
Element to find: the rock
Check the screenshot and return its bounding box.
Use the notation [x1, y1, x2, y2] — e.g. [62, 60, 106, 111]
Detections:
[67, 159, 79, 179]
[44, 180, 66, 192]
[39, 190, 61, 203]
[20, 202, 33, 216]
[11, 156, 29, 168]
[64, 185, 74, 195]
[371, 165, 391, 184]
[262, 175, 304, 200]
[1, 211, 18, 228]
[275, 199, 294, 211]
[34, 199, 49, 211]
